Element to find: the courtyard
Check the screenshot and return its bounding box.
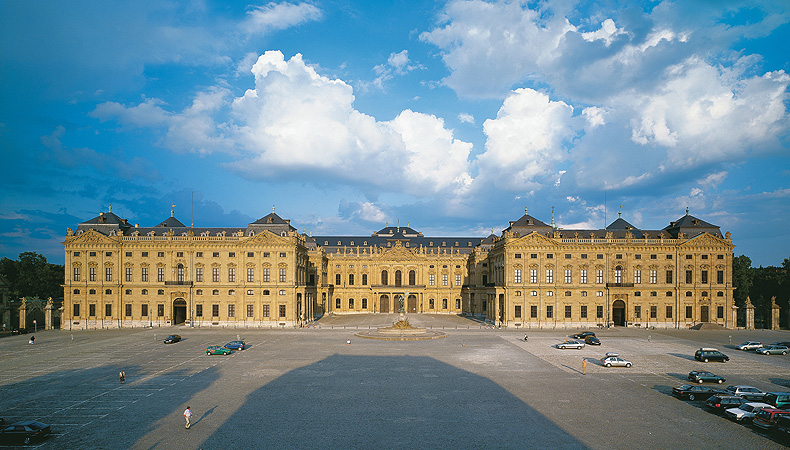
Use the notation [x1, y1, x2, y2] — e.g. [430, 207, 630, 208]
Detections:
[1, 315, 789, 449]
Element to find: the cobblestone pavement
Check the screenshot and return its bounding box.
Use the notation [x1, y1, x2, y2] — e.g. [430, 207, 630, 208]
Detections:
[0, 316, 788, 449]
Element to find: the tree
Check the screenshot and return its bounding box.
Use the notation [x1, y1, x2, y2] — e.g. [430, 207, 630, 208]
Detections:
[732, 255, 753, 307]
[0, 252, 64, 300]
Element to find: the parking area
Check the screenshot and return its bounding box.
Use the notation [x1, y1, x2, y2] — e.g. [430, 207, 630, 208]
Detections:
[1, 316, 789, 449]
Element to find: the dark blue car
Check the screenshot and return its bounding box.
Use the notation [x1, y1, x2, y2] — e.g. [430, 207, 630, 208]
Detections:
[223, 340, 246, 351]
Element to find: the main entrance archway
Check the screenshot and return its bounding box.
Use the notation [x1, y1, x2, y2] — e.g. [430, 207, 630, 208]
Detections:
[407, 295, 417, 313]
[612, 300, 626, 326]
[379, 295, 389, 313]
[173, 299, 187, 325]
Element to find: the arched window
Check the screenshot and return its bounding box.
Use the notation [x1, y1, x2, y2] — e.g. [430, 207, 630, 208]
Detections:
[89, 289, 96, 294]
[177, 263, 184, 282]
[614, 265, 622, 284]
[105, 289, 112, 294]
[408, 270, 416, 285]
[157, 289, 164, 295]
[125, 289, 132, 295]
[381, 270, 388, 285]
[395, 270, 402, 286]
[73, 289, 80, 294]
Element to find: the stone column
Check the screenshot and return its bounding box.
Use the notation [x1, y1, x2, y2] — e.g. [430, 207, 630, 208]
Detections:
[730, 305, 739, 329]
[771, 297, 781, 331]
[18, 298, 27, 330]
[744, 297, 755, 330]
[45, 298, 54, 330]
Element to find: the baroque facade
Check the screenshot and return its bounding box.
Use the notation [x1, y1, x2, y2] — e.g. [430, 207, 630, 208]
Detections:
[62, 208, 736, 329]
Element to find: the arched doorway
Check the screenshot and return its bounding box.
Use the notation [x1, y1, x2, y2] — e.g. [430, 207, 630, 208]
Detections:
[173, 298, 187, 325]
[612, 299, 626, 326]
[379, 295, 389, 313]
[407, 294, 417, 313]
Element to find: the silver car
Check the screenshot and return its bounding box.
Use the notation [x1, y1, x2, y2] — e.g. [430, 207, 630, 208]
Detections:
[736, 341, 762, 351]
[724, 402, 772, 422]
[600, 352, 632, 368]
[557, 340, 585, 349]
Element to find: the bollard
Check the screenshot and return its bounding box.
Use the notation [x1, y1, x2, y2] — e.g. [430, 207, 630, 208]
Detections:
[648, 335, 651, 343]
[729, 335, 732, 344]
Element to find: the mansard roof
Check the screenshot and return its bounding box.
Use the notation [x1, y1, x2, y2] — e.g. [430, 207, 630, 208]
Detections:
[663, 212, 722, 238]
[155, 216, 186, 228]
[504, 211, 552, 232]
[606, 217, 638, 230]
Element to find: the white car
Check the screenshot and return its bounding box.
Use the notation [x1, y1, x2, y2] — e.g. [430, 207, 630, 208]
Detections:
[724, 402, 772, 422]
[557, 340, 585, 349]
[600, 352, 632, 368]
[736, 341, 762, 351]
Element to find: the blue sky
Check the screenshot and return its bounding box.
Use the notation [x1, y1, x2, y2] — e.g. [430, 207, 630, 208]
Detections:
[1, 0, 789, 267]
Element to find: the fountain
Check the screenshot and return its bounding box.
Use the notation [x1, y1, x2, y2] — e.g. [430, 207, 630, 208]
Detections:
[355, 294, 447, 341]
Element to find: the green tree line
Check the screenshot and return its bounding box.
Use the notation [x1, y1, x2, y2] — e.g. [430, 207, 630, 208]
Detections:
[0, 252, 64, 301]
[733, 255, 790, 328]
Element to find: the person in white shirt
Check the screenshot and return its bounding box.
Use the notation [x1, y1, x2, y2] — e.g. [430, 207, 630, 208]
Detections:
[183, 406, 192, 429]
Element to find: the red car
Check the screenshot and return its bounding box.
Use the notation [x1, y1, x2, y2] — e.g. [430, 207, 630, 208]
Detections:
[753, 408, 790, 431]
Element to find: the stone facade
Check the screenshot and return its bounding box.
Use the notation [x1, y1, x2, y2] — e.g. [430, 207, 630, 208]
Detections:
[62, 208, 735, 329]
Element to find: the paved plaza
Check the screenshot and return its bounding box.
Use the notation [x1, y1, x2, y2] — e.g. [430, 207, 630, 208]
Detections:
[1, 315, 789, 449]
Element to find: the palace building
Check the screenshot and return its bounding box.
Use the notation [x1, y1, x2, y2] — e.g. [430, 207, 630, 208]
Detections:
[62, 207, 736, 329]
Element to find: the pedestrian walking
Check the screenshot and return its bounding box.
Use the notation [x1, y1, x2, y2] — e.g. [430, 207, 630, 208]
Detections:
[29, 336, 35, 344]
[346, 338, 351, 345]
[582, 359, 587, 375]
[119, 370, 125, 384]
[184, 406, 192, 429]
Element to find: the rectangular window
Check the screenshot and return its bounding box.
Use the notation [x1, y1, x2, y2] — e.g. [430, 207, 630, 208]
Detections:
[212, 304, 219, 317]
[228, 268, 235, 282]
[456, 274, 461, 285]
[362, 298, 368, 309]
[701, 270, 708, 284]
[263, 268, 270, 282]
[530, 305, 537, 318]
[442, 274, 448, 286]
[141, 304, 148, 317]
[685, 270, 693, 284]
[362, 274, 368, 285]
[279, 252, 286, 258]
[717, 306, 724, 319]
[530, 269, 538, 284]
[196, 252, 203, 258]
[580, 270, 587, 284]
[336, 274, 341, 285]
[262, 304, 270, 318]
[596, 305, 603, 318]
[157, 267, 164, 282]
[429, 274, 435, 286]
[716, 270, 724, 284]
[105, 304, 112, 317]
[154, 304, 162, 317]
[564, 269, 571, 284]
[228, 304, 235, 317]
[634, 305, 641, 318]
[89, 304, 96, 316]
[634, 270, 641, 284]
[247, 304, 254, 318]
[546, 269, 553, 283]
[141, 267, 148, 282]
[73, 304, 80, 317]
[229, 252, 235, 258]
[90, 267, 97, 282]
[647, 305, 656, 318]
[348, 298, 354, 309]
[279, 268, 286, 282]
[546, 305, 553, 318]
[213, 268, 220, 282]
[247, 268, 254, 282]
[514, 305, 522, 318]
[196, 305, 203, 317]
[125, 304, 132, 317]
[649, 270, 657, 284]
[73, 267, 81, 281]
[666, 305, 672, 318]
[565, 305, 571, 318]
[666, 270, 673, 284]
[279, 304, 286, 318]
[196, 268, 203, 282]
[596, 270, 603, 284]
[514, 269, 522, 283]
[580, 305, 587, 318]
[247, 252, 254, 258]
[686, 305, 693, 319]
[348, 274, 354, 285]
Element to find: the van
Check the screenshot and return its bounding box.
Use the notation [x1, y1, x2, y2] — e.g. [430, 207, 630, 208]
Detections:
[695, 348, 729, 363]
[764, 392, 790, 409]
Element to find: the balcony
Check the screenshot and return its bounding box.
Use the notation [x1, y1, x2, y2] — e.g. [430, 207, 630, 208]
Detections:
[606, 282, 634, 288]
[165, 281, 193, 286]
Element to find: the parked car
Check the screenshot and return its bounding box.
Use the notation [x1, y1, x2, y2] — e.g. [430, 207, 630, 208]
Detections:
[736, 341, 763, 351]
[223, 340, 246, 351]
[764, 392, 790, 409]
[726, 385, 767, 401]
[769, 341, 790, 348]
[688, 370, 725, 384]
[724, 402, 772, 422]
[600, 353, 631, 368]
[584, 335, 601, 345]
[752, 407, 790, 431]
[695, 348, 729, 363]
[557, 340, 584, 349]
[163, 335, 181, 344]
[571, 331, 595, 339]
[206, 346, 232, 355]
[776, 415, 790, 443]
[756, 345, 788, 355]
[0, 421, 51, 444]
[705, 395, 747, 414]
[672, 384, 727, 401]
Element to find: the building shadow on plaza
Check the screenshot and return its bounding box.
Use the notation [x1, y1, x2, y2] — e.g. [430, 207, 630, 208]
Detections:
[198, 354, 590, 449]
